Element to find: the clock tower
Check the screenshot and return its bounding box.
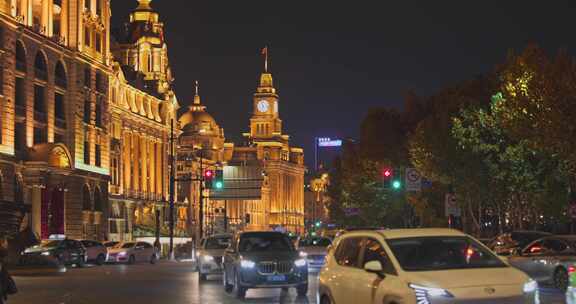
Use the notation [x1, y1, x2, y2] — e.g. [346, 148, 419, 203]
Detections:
[249, 49, 282, 140]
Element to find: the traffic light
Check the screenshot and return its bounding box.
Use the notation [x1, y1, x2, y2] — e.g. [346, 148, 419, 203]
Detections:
[382, 168, 393, 188]
[392, 179, 402, 190]
[214, 169, 224, 190]
[204, 169, 214, 189]
[315, 220, 322, 228]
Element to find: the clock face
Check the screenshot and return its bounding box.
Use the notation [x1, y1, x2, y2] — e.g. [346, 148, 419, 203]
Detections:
[257, 100, 269, 113]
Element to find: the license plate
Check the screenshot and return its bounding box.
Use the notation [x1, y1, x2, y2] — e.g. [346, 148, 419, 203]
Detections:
[267, 275, 286, 282]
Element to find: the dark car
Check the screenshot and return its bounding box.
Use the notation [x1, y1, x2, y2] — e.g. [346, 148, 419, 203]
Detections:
[20, 239, 86, 267]
[222, 231, 308, 299]
[490, 230, 552, 256]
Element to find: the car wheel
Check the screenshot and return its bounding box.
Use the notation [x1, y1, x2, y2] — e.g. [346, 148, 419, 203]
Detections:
[223, 269, 233, 293]
[150, 255, 157, 265]
[320, 295, 332, 304]
[96, 254, 106, 266]
[297, 283, 308, 297]
[555, 267, 569, 292]
[233, 270, 247, 299]
[128, 255, 136, 265]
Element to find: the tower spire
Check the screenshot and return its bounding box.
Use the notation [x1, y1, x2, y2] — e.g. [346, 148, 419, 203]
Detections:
[261, 46, 269, 73]
[193, 80, 201, 105]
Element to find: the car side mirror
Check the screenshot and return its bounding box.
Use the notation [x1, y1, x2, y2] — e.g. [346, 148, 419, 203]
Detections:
[364, 261, 384, 278]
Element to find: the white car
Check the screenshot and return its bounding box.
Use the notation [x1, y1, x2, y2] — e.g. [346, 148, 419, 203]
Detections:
[80, 240, 108, 265]
[107, 242, 158, 264]
[297, 237, 332, 272]
[318, 228, 538, 304]
[197, 234, 232, 281]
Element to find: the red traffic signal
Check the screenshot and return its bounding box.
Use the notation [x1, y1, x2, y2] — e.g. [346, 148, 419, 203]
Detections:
[382, 168, 393, 178]
[204, 170, 214, 179]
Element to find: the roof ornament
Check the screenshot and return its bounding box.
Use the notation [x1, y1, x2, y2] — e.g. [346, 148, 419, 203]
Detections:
[261, 46, 269, 73]
[194, 80, 201, 105]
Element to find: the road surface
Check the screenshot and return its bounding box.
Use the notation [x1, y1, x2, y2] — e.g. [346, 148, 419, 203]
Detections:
[7, 261, 564, 304]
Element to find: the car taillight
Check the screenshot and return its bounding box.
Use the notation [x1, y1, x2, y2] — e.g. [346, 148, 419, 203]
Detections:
[569, 266, 576, 274]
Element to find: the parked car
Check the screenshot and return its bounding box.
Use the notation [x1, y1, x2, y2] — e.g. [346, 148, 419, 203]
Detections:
[80, 240, 108, 265]
[197, 234, 232, 281]
[223, 231, 308, 299]
[296, 237, 332, 272]
[20, 239, 87, 267]
[507, 235, 576, 291]
[318, 228, 538, 304]
[490, 230, 552, 256]
[107, 241, 157, 264]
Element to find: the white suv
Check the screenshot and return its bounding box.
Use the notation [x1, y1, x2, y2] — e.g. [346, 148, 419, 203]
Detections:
[318, 228, 538, 304]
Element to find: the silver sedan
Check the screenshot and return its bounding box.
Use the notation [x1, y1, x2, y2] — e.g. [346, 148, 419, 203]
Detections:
[507, 235, 576, 292]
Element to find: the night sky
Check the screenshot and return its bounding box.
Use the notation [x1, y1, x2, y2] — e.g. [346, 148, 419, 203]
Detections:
[111, 1, 576, 168]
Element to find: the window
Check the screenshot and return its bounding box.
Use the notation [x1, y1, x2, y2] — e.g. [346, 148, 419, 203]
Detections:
[33, 127, 46, 144]
[15, 77, 25, 114]
[334, 237, 362, 268]
[84, 139, 90, 164]
[33, 85, 45, 112]
[15, 41, 26, 72]
[84, 0, 91, 12]
[84, 68, 91, 87]
[84, 98, 91, 123]
[95, 73, 103, 92]
[361, 238, 396, 275]
[95, 101, 102, 127]
[95, 144, 101, 167]
[543, 239, 568, 253]
[14, 122, 25, 152]
[34, 53, 47, 80]
[84, 27, 91, 47]
[55, 93, 65, 120]
[95, 33, 101, 53]
[55, 62, 67, 88]
[96, 0, 102, 15]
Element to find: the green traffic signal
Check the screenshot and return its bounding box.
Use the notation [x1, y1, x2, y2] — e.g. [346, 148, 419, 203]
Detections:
[392, 180, 402, 190]
[215, 181, 224, 189]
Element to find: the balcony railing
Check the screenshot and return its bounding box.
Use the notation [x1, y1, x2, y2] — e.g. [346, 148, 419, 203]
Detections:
[55, 118, 66, 129]
[34, 111, 47, 123]
[35, 69, 47, 81]
[15, 104, 25, 117]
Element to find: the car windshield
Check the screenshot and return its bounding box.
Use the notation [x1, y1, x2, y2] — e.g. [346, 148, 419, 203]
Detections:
[298, 237, 331, 247]
[120, 243, 135, 249]
[239, 233, 293, 252]
[205, 237, 231, 249]
[387, 236, 507, 271]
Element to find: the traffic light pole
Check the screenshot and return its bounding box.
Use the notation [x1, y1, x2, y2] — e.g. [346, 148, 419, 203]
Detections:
[198, 150, 204, 244]
[169, 120, 175, 260]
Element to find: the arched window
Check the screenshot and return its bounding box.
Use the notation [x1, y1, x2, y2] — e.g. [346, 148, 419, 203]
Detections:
[94, 187, 103, 212]
[15, 41, 26, 72]
[34, 52, 47, 80]
[82, 185, 92, 211]
[55, 61, 67, 88]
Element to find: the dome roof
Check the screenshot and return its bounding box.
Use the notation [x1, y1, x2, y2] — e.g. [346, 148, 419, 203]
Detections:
[179, 106, 218, 131]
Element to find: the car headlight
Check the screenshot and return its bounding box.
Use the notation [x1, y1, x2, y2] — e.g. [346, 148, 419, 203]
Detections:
[299, 251, 308, 258]
[201, 255, 214, 262]
[294, 258, 307, 267]
[41, 251, 51, 256]
[523, 280, 538, 293]
[409, 284, 453, 303]
[240, 260, 256, 269]
[118, 251, 127, 257]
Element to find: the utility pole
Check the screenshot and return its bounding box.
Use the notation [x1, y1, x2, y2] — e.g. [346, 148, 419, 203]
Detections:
[169, 119, 175, 260]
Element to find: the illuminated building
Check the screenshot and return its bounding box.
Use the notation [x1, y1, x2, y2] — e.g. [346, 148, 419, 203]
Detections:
[107, 0, 178, 242]
[0, 0, 179, 242]
[0, 0, 113, 240]
[225, 56, 305, 234]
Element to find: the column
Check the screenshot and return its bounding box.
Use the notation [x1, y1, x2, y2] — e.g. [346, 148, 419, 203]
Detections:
[61, 0, 68, 44]
[140, 135, 147, 195]
[123, 131, 130, 193]
[133, 133, 139, 193]
[41, 0, 48, 31]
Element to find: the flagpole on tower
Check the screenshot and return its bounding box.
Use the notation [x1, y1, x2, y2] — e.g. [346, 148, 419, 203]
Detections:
[262, 46, 269, 73]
